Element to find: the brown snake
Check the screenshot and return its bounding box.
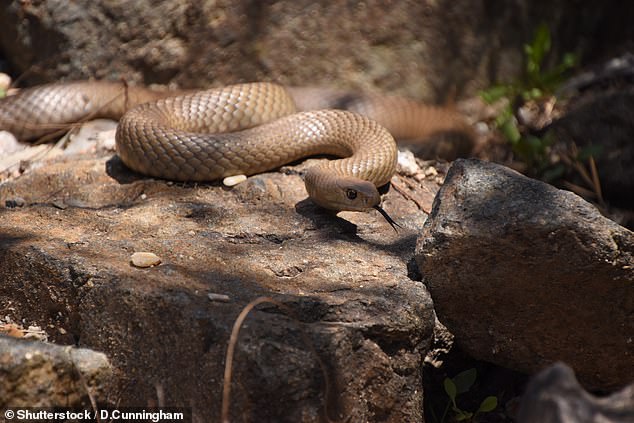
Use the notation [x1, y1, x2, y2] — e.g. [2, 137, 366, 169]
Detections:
[0, 81, 471, 220]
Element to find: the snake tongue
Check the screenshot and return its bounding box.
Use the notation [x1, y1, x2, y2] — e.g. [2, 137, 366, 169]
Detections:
[373, 205, 402, 232]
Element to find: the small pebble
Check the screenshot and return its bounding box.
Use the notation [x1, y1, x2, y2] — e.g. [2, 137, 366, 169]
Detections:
[130, 252, 161, 268]
[207, 293, 230, 302]
[0, 130, 22, 155]
[474, 121, 489, 135]
[52, 200, 68, 210]
[0, 73, 11, 93]
[397, 150, 419, 176]
[5, 197, 25, 208]
[96, 128, 117, 150]
[223, 174, 247, 186]
[424, 166, 438, 177]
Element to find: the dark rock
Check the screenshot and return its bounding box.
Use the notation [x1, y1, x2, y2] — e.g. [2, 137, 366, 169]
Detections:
[415, 158, 634, 390]
[548, 90, 634, 208]
[4, 196, 24, 208]
[0, 335, 112, 408]
[0, 153, 439, 422]
[518, 362, 634, 423]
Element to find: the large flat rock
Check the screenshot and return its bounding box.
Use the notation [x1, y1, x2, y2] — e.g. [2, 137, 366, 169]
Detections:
[0, 152, 437, 422]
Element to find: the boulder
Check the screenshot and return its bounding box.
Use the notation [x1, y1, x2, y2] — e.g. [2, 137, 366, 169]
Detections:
[416, 158, 634, 390]
[518, 362, 634, 423]
[0, 147, 439, 422]
[0, 335, 112, 408]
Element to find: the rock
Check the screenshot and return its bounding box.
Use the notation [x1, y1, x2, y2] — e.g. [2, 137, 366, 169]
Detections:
[397, 150, 420, 177]
[4, 197, 25, 208]
[0, 152, 437, 422]
[416, 158, 634, 390]
[207, 293, 230, 303]
[0, 335, 112, 408]
[223, 174, 247, 187]
[518, 362, 634, 423]
[63, 119, 118, 155]
[130, 251, 161, 268]
[0, 130, 22, 156]
[2, 1, 631, 101]
[0, 72, 10, 92]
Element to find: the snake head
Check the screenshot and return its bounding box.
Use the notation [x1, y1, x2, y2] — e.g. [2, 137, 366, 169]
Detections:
[304, 173, 401, 230]
[334, 177, 383, 212]
[304, 171, 381, 212]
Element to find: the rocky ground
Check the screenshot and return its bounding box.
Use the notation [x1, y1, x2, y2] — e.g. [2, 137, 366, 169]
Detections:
[0, 85, 632, 422]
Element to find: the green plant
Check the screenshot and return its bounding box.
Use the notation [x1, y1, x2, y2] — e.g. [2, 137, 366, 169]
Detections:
[434, 368, 498, 422]
[480, 23, 577, 174]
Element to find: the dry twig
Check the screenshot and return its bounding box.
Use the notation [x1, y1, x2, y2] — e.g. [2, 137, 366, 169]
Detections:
[221, 296, 337, 423]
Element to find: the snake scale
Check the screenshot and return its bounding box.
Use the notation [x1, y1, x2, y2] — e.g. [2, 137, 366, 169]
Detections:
[0, 81, 472, 218]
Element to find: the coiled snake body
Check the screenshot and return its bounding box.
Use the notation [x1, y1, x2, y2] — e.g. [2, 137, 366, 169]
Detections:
[0, 81, 471, 216]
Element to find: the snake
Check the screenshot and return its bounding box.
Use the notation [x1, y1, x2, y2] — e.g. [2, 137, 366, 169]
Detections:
[0, 80, 472, 223]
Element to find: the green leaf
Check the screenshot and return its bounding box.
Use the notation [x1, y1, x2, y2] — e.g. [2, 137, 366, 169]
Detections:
[455, 410, 474, 421]
[514, 135, 547, 165]
[522, 87, 543, 100]
[453, 368, 477, 394]
[526, 53, 540, 81]
[443, 377, 457, 403]
[0, 88, 5, 99]
[524, 135, 546, 152]
[534, 24, 551, 57]
[480, 85, 511, 104]
[494, 106, 513, 126]
[539, 52, 577, 91]
[477, 396, 498, 413]
[500, 118, 521, 144]
[525, 23, 553, 86]
[561, 52, 577, 69]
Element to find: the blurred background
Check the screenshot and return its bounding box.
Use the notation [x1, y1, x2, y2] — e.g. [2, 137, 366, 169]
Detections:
[1, 0, 632, 101]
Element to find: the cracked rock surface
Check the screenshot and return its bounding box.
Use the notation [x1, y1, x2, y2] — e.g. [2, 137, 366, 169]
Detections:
[0, 152, 438, 422]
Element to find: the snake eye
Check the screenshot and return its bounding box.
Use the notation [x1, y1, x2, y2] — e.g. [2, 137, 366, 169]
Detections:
[346, 189, 358, 200]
